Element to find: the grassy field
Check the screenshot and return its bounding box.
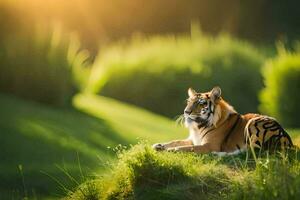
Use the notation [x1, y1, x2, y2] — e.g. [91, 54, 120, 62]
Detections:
[0, 93, 185, 199]
[1, 92, 299, 199]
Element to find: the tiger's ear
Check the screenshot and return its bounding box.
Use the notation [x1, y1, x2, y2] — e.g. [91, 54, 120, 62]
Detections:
[210, 86, 221, 103]
[188, 88, 196, 97]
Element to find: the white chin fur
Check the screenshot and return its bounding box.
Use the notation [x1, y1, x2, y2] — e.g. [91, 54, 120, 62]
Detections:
[185, 119, 197, 128]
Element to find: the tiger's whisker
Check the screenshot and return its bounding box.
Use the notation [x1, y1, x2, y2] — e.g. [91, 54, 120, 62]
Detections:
[175, 114, 185, 126]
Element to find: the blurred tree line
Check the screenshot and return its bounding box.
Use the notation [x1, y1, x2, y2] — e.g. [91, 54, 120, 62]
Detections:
[0, 0, 299, 54]
[0, 0, 299, 127]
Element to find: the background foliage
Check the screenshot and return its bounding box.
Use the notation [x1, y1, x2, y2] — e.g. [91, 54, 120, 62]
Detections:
[1, 0, 300, 54]
[260, 51, 300, 127]
[88, 30, 265, 117]
[0, 25, 90, 106]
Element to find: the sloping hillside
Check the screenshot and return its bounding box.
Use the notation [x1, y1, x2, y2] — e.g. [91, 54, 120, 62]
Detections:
[0, 94, 185, 199]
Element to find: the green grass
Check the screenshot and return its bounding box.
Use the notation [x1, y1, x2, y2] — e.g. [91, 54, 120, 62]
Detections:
[68, 131, 300, 200]
[0, 93, 185, 199]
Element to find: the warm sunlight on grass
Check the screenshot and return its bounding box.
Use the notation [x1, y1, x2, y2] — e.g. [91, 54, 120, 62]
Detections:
[73, 93, 186, 143]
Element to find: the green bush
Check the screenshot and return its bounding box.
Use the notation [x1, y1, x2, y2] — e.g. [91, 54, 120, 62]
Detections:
[0, 25, 90, 106]
[260, 52, 300, 128]
[88, 31, 266, 117]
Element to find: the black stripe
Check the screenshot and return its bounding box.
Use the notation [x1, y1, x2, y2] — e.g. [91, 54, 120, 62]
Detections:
[270, 127, 280, 131]
[247, 126, 253, 137]
[199, 114, 230, 140]
[262, 129, 267, 144]
[201, 128, 214, 140]
[209, 101, 215, 115]
[262, 122, 276, 129]
[282, 129, 293, 147]
[275, 136, 282, 148]
[254, 122, 260, 137]
[255, 118, 267, 124]
[208, 101, 213, 114]
[236, 144, 241, 150]
[255, 140, 261, 147]
[220, 114, 241, 151]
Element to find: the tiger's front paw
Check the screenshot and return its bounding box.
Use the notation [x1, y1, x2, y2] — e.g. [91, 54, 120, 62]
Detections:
[152, 143, 166, 151]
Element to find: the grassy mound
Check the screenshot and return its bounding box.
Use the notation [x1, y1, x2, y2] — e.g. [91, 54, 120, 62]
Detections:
[68, 137, 300, 200]
[0, 93, 185, 199]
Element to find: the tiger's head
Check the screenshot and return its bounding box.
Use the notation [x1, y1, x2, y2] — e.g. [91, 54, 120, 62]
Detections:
[184, 86, 235, 128]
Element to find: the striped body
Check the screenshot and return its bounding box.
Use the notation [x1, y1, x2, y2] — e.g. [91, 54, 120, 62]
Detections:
[245, 114, 293, 152]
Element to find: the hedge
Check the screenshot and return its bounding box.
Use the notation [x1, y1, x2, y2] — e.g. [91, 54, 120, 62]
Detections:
[260, 52, 300, 128]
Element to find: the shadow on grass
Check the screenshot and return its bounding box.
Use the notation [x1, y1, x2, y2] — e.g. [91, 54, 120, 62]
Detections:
[0, 93, 128, 198]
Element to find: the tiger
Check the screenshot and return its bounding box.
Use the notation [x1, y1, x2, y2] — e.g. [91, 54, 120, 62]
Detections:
[152, 86, 293, 155]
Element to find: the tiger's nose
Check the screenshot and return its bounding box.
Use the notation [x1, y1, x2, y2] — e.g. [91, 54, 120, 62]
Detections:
[184, 109, 192, 115]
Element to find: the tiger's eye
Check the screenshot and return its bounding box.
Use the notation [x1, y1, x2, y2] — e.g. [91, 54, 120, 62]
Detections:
[198, 99, 207, 105]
